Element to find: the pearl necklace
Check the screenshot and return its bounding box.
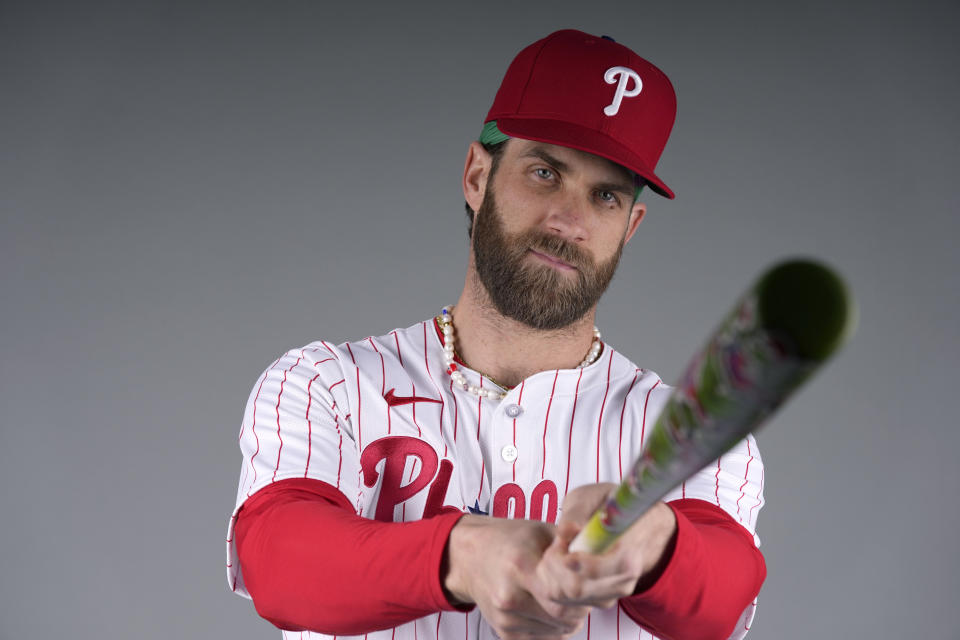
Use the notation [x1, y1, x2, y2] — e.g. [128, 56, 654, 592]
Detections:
[438, 306, 603, 400]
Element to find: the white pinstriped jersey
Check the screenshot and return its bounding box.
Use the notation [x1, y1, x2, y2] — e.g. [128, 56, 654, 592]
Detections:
[226, 317, 765, 640]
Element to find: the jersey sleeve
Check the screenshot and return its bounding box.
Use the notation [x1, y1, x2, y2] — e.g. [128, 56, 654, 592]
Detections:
[661, 433, 765, 546]
[226, 344, 361, 597]
[642, 434, 765, 639]
[233, 477, 467, 634]
[629, 381, 767, 639]
[620, 499, 767, 640]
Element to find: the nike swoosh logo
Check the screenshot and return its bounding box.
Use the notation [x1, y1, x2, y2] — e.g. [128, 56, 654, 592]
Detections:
[383, 388, 442, 408]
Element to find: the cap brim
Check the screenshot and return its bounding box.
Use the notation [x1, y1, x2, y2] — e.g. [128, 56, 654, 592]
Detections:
[494, 117, 675, 199]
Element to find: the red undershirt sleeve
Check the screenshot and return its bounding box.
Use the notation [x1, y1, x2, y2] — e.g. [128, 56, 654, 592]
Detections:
[236, 482, 764, 638]
[619, 498, 767, 640]
[234, 477, 468, 635]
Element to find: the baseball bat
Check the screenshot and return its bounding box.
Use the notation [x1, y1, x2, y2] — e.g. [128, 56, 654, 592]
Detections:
[569, 258, 856, 553]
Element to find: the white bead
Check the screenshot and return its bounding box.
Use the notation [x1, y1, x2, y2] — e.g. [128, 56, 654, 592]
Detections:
[441, 304, 602, 400]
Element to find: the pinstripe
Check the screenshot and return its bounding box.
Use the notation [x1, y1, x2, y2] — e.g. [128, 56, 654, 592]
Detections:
[228, 320, 764, 640]
[239, 359, 277, 442]
[422, 322, 448, 457]
[305, 373, 321, 477]
[272, 353, 307, 483]
[542, 371, 559, 479]
[714, 457, 723, 506]
[748, 467, 764, 528]
[735, 438, 755, 521]
[596, 350, 615, 482]
[368, 337, 386, 395]
[640, 379, 660, 445]
[617, 370, 641, 480]
[346, 343, 362, 450]
[392, 330, 404, 366]
[449, 378, 459, 443]
[476, 378, 485, 503]
[246, 356, 288, 496]
[564, 369, 585, 494]
[513, 381, 525, 482]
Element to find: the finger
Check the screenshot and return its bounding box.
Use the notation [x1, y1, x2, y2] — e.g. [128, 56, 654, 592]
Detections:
[567, 547, 640, 580]
[494, 584, 582, 634]
[554, 520, 580, 548]
[535, 544, 642, 608]
[558, 484, 615, 527]
[547, 570, 639, 607]
[495, 612, 582, 638]
[524, 562, 591, 630]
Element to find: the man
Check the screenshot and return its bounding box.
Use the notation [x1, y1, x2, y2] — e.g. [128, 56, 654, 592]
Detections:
[226, 29, 766, 640]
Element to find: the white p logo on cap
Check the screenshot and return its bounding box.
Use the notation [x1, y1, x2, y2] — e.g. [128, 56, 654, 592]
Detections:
[603, 66, 643, 116]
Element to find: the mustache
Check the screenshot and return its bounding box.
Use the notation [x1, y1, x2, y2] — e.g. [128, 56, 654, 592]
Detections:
[524, 232, 590, 269]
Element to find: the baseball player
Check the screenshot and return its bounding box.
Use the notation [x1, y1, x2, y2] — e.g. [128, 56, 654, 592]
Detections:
[226, 30, 766, 640]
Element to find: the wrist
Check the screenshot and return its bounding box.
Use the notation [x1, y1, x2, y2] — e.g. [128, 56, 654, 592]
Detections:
[633, 502, 678, 592]
[441, 514, 481, 605]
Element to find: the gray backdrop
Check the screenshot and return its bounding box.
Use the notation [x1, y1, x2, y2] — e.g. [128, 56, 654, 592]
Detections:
[2, 1, 957, 638]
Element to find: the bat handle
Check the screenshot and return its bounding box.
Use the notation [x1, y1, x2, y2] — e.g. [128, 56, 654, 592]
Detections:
[567, 527, 594, 553]
[568, 504, 620, 554]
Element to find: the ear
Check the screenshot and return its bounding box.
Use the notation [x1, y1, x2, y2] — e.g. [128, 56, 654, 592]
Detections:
[623, 201, 647, 245]
[463, 141, 492, 213]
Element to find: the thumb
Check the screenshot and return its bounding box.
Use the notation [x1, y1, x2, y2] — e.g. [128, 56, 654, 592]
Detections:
[559, 483, 617, 528]
[554, 520, 581, 548]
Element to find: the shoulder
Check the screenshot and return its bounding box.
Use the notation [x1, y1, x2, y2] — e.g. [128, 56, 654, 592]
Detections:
[577, 343, 670, 395]
[331, 318, 440, 364]
[257, 318, 438, 379]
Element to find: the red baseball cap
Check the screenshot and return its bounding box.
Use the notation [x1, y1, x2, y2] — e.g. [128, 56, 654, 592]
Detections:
[484, 29, 677, 199]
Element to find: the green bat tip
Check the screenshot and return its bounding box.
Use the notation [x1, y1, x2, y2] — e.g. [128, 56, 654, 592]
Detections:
[756, 258, 857, 361]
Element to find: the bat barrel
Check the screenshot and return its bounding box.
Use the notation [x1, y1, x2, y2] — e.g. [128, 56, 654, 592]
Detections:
[569, 258, 856, 554]
[756, 259, 856, 362]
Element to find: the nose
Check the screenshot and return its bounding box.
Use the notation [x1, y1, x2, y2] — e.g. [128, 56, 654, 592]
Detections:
[544, 194, 588, 243]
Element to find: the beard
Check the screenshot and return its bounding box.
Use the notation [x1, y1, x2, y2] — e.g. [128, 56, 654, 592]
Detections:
[471, 185, 625, 331]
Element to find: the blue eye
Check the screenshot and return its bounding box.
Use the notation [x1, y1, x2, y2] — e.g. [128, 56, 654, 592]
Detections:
[534, 167, 554, 180]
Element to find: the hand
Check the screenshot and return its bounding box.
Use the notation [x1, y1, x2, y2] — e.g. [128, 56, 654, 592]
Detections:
[443, 515, 587, 639]
[532, 483, 678, 610]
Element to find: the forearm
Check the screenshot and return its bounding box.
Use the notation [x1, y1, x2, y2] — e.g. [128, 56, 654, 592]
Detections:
[234, 478, 465, 635]
[621, 499, 766, 640]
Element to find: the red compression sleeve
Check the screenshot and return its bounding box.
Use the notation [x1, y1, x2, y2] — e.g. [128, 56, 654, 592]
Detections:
[620, 499, 767, 640]
[234, 478, 467, 635]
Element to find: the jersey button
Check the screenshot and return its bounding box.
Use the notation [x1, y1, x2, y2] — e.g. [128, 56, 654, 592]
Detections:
[505, 404, 523, 418]
[501, 444, 519, 463]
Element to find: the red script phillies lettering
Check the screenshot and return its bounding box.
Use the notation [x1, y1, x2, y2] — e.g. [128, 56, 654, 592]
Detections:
[360, 436, 457, 521]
